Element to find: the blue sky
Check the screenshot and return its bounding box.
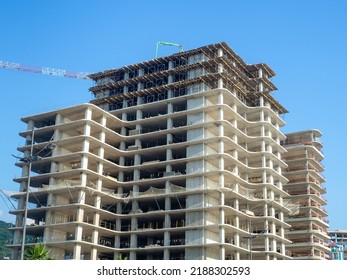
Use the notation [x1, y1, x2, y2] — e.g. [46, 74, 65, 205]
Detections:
[0, 0, 346, 230]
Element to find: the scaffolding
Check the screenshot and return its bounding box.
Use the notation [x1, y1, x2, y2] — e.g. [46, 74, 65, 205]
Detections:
[89, 42, 287, 114]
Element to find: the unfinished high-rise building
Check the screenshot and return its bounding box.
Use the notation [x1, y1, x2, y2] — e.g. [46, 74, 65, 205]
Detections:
[8, 42, 328, 260]
[329, 230, 347, 260]
[281, 130, 330, 259]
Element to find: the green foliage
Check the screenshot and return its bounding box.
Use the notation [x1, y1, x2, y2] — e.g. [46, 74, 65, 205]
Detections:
[117, 254, 128, 260]
[24, 243, 53, 260]
[0, 220, 13, 259]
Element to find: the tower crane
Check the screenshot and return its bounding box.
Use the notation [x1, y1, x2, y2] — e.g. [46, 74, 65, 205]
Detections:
[155, 41, 183, 58]
[0, 60, 91, 80]
[1, 42, 183, 79]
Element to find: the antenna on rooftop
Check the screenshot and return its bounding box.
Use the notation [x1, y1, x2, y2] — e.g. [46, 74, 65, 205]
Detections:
[155, 41, 183, 58]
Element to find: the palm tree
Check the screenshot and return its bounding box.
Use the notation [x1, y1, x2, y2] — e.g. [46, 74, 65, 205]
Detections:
[116, 254, 128, 260]
[24, 243, 53, 260]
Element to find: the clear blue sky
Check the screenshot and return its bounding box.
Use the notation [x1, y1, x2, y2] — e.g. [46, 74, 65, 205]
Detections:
[0, 0, 346, 230]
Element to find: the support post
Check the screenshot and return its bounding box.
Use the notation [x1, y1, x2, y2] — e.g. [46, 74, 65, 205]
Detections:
[20, 129, 35, 260]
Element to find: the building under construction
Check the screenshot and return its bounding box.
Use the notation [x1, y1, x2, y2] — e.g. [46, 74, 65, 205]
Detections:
[329, 230, 347, 260]
[281, 130, 330, 259]
[8, 42, 329, 260]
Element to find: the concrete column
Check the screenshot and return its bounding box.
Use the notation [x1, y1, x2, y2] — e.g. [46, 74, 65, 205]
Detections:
[271, 222, 276, 253]
[85, 107, 93, 120]
[73, 189, 85, 260]
[164, 231, 170, 260]
[55, 113, 63, 125]
[218, 91, 224, 105]
[167, 117, 173, 129]
[218, 123, 224, 139]
[166, 149, 172, 173]
[167, 89, 173, 99]
[91, 207, 100, 259]
[167, 61, 174, 99]
[281, 242, 286, 257]
[81, 131, 90, 187]
[259, 109, 265, 123]
[233, 202, 240, 259]
[130, 180, 139, 259]
[73, 113, 91, 259]
[168, 102, 173, 114]
[123, 72, 129, 93]
[262, 186, 268, 215]
[218, 63, 223, 74]
[218, 108, 224, 122]
[91, 116, 107, 260]
[218, 78, 223, 89]
[218, 128, 225, 208]
[233, 195, 240, 258]
[137, 69, 144, 91]
[164, 181, 171, 259]
[218, 60, 223, 88]
[14, 122, 35, 259]
[258, 69, 263, 95]
[118, 110, 127, 184]
[259, 96, 264, 108]
[219, 190, 225, 259]
[129, 251, 136, 260]
[264, 219, 269, 258]
[73, 230, 82, 259]
[115, 201, 122, 255]
[261, 139, 266, 152]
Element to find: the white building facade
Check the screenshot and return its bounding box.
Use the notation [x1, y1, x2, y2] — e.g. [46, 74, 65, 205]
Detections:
[10, 42, 294, 260]
[282, 130, 330, 259]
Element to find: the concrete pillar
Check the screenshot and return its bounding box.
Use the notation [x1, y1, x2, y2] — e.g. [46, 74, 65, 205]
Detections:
[217, 49, 224, 88]
[14, 121, 36, 258]
[263, 186, 268, 216]
[115, 201, 122, 254]
[164, 181, 171, 259]
[219, 190, 225, 259]
[218, 108, 224, 122]
[218, 91, 224, 105]
[218, 78, 223, 89]
[271, 222, 276, 254]
[91, 116, 107, 260]
[218, 59, 223, 88]
[281, 242, 286, 257]
[138, 69, 144, 91]
[73, 112, 91, 259]
[168, 61, 174, 88]
[168, 89, 173, 99]
[124, 72, 129, 93]
[258, 69, 263, 97]
[55, 113, 63, 125]
[164, 231, 170, 260]
[73, 190, 85, 260]
[129, 250, 136, 260]
[91, 212, 100, 259]
[85, 107, 93, 120]
[264, 219, 269, 258]
[166, 149, 172, 172]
